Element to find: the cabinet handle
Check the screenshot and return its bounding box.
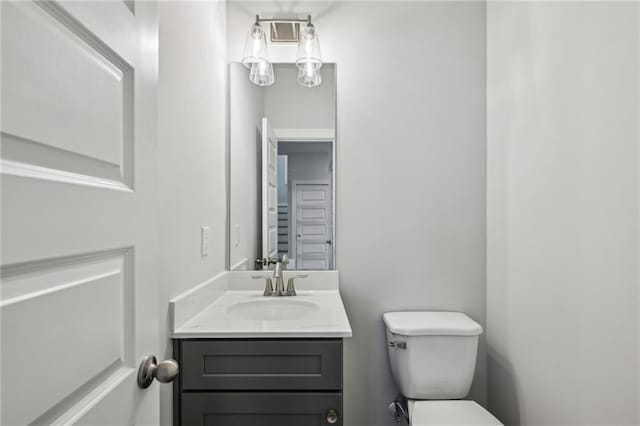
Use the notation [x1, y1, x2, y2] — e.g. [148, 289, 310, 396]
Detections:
[326, 409, 338, 424]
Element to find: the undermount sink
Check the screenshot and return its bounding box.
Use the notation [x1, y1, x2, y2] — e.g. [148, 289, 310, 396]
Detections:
[172, 280, 352, 338]
[227, 298, 320, 321]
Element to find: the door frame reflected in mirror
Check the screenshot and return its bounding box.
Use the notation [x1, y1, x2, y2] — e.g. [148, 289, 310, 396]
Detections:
[274, 129, 336, 270]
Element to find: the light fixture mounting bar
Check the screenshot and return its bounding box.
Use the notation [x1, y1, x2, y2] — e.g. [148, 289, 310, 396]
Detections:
[255, 14, 312, 25]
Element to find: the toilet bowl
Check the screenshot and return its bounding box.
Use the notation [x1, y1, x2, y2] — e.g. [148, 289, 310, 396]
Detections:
[383, 311, 502, 426]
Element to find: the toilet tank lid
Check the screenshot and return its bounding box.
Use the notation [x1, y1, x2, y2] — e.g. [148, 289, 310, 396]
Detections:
[383, 311, 483, 336]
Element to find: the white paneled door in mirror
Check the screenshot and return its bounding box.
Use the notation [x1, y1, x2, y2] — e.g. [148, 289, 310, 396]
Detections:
[1, 1, 159, 424]
[262, 117, 278, 261]
[293, 183, 332, 270]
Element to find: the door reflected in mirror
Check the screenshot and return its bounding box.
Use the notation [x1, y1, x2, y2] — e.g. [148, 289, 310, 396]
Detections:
[229, 63, 336, 271]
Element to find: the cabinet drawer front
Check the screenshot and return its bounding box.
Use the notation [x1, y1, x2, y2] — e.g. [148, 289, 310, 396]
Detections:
[181, 392, 342, 426]
[181, 339, 342, 390]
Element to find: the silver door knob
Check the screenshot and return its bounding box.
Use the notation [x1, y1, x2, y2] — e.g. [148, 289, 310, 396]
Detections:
[326, 409, 338, 424]
[137, 355, 179, 389]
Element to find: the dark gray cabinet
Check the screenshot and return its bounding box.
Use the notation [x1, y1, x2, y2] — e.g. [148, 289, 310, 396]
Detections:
[173, 338, 343, 426]
[181, 393, 342, 426]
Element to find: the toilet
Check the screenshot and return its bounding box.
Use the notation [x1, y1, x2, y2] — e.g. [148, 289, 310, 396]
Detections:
[383, 311, 502, 425]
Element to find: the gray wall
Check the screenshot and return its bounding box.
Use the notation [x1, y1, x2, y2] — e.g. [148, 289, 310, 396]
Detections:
[486, 2, 640, 424]
[279, 142, 333, 192]
[286, 152, 331, 184]
[277, 155, 288, 205]
[229, 2, 487, 425]
[285, 151, 332, 206]
[158, 2, 227, 424]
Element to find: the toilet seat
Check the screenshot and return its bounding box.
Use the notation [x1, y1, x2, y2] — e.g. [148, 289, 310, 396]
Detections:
[409, 400, 503, 426]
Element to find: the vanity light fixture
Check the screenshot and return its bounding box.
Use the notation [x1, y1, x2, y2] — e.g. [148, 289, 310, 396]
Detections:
[242, 14, 323, 88]
[240, 19, 274, 86]
[296, 19, 322, 88]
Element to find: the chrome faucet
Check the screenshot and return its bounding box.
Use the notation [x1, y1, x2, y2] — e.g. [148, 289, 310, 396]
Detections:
[253, 255, 308, 296]
[252, 255, 288, 296]
[272, 255, 288, 296]
[251, 274, 273, 296]
[285, 274, 308, 296]
[251, 254, 309, 296]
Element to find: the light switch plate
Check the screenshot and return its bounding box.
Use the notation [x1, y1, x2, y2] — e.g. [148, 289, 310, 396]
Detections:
[201, 226, 210, 257]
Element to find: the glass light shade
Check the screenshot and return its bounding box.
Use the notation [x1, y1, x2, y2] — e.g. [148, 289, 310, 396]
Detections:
[297, 62, 322, 88]
[296, 25, 322, 70]
[241, 25, 268, 68]
[249, 61, 275, 86]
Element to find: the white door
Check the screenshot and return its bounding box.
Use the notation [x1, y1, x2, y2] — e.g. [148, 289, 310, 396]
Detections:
[1, 1, 161, 424]
[293, 183, 332, 270]
[261, 117, 278, 261]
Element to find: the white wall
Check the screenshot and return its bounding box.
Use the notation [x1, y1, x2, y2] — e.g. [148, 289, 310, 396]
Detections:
[229, 63, 263, 270]
[486, 2, 640, 424]
[229, 3, 487, 425]
[264, 63, 335, 130]
[158, 2, 227, 424]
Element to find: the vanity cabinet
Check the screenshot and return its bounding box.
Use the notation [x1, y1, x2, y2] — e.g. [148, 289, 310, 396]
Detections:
[173, 338, 343, 426]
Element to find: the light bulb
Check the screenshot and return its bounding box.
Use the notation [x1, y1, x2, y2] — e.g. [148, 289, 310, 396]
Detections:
[241, 24, 269, 68]
[296, 25, 322, 72]
[303, 33, 314, 54]
[249, 60, 274, 86]
[297, 64, 321, 88]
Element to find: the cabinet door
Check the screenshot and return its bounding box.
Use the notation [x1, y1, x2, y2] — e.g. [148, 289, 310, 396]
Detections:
[181, 392, 342, 426]
[181, 339, 342, 390]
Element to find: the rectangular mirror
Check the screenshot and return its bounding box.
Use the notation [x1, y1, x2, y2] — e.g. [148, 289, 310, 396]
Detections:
[229, 63, 336, 271]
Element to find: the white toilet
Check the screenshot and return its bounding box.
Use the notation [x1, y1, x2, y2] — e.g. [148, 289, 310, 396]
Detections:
[383, 311, 503, 425]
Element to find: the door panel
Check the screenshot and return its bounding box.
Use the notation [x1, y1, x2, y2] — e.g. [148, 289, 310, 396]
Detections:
[293, 183, 332, 270]
[262, 117, 278, 260]
[1, 1, 134, 189]
[2, 250, 133, 425]
[1, 1, 159, 424]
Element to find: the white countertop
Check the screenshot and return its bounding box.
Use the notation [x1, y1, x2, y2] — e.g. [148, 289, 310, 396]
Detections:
[169, 271, 352, 339]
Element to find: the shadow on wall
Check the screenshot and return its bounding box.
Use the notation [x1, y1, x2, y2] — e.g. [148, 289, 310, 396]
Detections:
[487, 348, 521, 426]
[342, 312, 404, 426]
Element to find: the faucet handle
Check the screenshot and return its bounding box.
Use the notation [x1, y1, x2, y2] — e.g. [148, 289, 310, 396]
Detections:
[252, 275, 274, 296]
[254, 257, 277, 270]
[285, 274, 308, 296]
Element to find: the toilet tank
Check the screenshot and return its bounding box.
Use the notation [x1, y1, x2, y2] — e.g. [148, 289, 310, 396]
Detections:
[383, 311, 483, 400]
